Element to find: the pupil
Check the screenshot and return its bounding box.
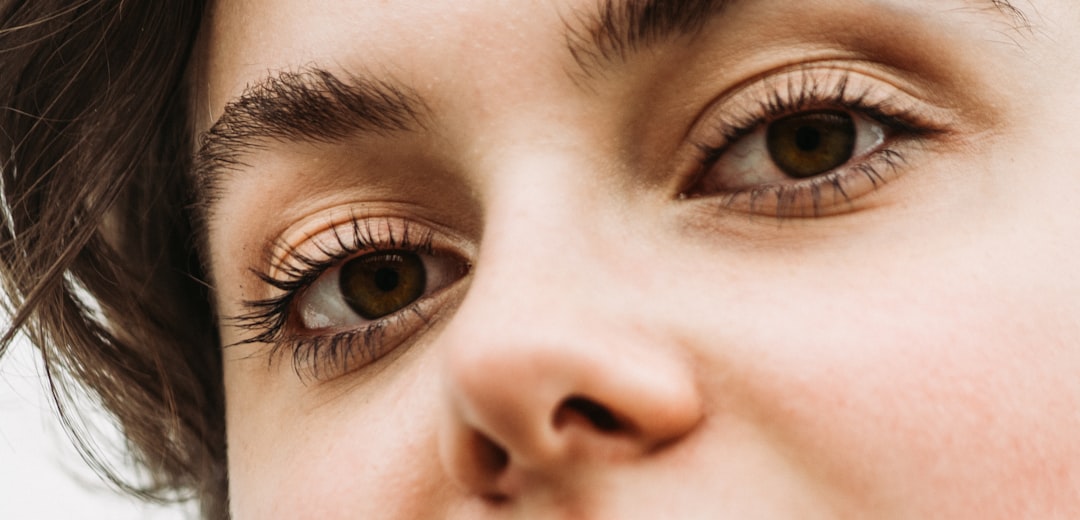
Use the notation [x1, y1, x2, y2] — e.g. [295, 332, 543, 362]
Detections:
[374, 268, 399, 292]
[795, 126, 821, 152]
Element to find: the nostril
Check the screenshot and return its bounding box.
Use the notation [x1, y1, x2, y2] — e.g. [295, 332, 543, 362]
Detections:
[557, 396, 624, 433]
[469, 431, 511, 502]
[473, 430, 510, 473]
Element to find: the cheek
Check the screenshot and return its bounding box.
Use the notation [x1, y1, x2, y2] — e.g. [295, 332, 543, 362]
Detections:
[756, 305, 1080, 515]
[681, 222, 1080, 516]
[224, 352, 453, 519]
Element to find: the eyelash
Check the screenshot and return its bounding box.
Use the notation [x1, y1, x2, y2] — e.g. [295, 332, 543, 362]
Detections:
[685, 69, 944, 218]
[229, 218, 449, 381]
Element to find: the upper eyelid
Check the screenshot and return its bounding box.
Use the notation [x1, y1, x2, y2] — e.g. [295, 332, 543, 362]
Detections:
[265, 216, 436, 284]
[686, 65, 953, 156]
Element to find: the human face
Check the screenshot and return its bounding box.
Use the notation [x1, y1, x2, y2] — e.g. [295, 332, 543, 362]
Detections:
[197, 0, 1080, 518]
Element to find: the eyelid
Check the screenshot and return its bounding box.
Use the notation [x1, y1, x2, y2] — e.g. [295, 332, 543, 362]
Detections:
[678, 64, 953, 218]
[267, 211, 433, 284]
[685, 64, 951, 162]
[229, 211, 473, 382]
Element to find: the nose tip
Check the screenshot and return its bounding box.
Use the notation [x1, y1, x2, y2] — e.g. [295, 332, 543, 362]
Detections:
[437, 323, 703, 500]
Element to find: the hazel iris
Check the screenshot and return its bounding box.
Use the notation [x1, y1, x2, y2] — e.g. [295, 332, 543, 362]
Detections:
[766, 110, 856, 178]
[339, 251, 426, 320]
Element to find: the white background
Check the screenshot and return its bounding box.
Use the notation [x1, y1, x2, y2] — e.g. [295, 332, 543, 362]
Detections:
[0, 334, 194, 520]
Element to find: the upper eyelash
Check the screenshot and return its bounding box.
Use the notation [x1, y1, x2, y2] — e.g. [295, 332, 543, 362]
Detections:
[225, 218, 434, 366]
[694, 70, 938, 164]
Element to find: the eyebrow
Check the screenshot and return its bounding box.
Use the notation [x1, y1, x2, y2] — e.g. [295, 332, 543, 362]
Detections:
[193, 68, 429, 209]
[563, 0, 730, 76]
[193, 0, 1030, 212]
[563, 0, 1031, 77]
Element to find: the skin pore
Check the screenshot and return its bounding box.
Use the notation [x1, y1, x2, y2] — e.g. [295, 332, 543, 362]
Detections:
[196, 0, 1080, 518]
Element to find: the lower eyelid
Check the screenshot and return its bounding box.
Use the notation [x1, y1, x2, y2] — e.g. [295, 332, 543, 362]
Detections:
[705, 111, 890, 192]
[288, 298, 434, 382]
[280, 254, 467, 382]
[287, 271, 468, 380]
[706, 146, 910, 219]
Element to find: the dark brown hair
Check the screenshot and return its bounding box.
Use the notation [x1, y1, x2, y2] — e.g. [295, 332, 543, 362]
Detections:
[0, 1, 225, 517]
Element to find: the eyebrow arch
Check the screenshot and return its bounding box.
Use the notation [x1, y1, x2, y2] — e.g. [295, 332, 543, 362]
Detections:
[563, 0, 1031, 77]
[193, 68, 429, 209]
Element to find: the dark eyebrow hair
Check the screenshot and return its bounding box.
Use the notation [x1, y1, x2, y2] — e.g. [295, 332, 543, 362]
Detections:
[192, 0, 1030, 224]
[563, 0, 1032, 78]
[193, 68, 429, 212]
[563, 0, 730, 76]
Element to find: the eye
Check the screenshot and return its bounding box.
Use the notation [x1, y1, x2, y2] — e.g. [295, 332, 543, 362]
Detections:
[699, 108, 886, 192]
[233, 217, 473, 380]
[678, 67, 949, 218]
[297, 249, 464, 331]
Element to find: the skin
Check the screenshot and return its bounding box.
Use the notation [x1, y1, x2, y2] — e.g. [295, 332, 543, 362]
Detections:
[198, 0, 1080, 518]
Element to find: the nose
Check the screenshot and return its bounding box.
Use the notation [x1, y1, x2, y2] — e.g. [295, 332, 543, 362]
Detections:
[436, 198, 703, 501]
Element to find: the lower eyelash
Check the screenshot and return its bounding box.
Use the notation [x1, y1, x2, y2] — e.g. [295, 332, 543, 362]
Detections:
[289, 322, 387, 381]
[716, 147, 908, 219]
[284, 302, 439, 382]
[286, 316, 391, 381]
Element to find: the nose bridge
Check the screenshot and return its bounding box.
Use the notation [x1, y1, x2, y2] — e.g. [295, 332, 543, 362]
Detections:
[446, 153, 620, 411]
[462, 147, 637, 347]
[467, 150, 620, 315]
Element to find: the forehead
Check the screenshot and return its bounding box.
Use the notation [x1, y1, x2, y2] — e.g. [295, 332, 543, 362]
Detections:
[198, 1, 567, 123]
